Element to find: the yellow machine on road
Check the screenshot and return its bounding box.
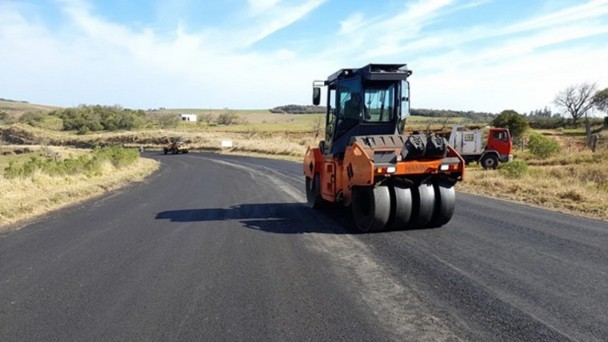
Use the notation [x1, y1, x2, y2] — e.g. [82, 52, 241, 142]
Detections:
[163, 137, 189, 155]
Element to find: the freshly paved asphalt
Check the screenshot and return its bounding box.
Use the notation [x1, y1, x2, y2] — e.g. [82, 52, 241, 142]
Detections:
[1, 152, 607, 341]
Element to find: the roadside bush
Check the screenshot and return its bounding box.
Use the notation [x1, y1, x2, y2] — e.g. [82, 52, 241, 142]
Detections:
[4, 155, 89, 178]
[50, 105, 146, 132]
[18, 111, 47, 127]
[92, 146, 139, 168]
[200, 113, 215, 125]
[77, 126, 91, 135]
[155, 113, 179, 129]
[216, 111, 241, 125]
[498, 160, 529, 179]
[527, 116, 566, 129]
[3, 146, 139, 179]
[527, 133, 561, 158]
[492, 110, 528, 140]
[0, 111, 17, 124]
[39, 116, 64, 130]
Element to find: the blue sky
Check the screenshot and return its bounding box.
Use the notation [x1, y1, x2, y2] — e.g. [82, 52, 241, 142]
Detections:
[1, 0, 607, 114]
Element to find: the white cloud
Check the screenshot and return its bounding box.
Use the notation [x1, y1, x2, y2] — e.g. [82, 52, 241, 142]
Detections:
[247, 0, 282, 15]
[324, 0, 453, 61]
[311, 0, 608, 113]
[503, 0, 608, 35]
[241, 0, 326, 46]
[0, 0, 333, 108]
[0, 0, 606, 113]
[413, 44, 608, 114]
[339, 12, 365, 35]
[398, 0, 453, 21]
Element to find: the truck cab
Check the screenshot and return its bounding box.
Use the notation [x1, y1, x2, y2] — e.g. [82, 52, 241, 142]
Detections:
[447, 126, 512, 169]
[486, 128, 512, 162]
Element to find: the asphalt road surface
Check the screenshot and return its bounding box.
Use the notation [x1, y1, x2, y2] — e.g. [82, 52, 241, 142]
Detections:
[1, 152, 607, 341]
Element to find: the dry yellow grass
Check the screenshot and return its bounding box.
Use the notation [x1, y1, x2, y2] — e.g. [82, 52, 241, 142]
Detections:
[0, 100, 60, 117]
[1, 124, 317, 161]
[458, 150, 608, 221]
[0, 156, 158, 231]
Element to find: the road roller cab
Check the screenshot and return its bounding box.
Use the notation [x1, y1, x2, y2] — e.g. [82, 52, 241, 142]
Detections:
[303, 64, 465, 232]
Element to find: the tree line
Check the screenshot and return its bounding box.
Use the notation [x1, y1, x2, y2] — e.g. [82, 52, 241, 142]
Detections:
[270, 105, 326, 114]
[269, 104, 495, 120]
[410, 108, 495, 121]
[0, 105, 249, 132]
[49, 105, 147, 133]
[0, 98, 30, 103]
[2, 105, 153, 133]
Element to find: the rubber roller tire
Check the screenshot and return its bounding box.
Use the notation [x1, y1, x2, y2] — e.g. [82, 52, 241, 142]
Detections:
[428, 181, 455, 228]
[387, 184, 413, 230]
[410, 183, 435, 229]
[351, 185, 391, 233]
[305, 174, 323, 209]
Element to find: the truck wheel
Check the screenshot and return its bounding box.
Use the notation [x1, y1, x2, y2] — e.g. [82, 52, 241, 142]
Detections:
[428, 181, 455, 228]
[410, 183, 435, 229]
[481, 154, 498, 170]
[305, 175, 323, 209]
[352, 185, 391, 233]
[387, 184, 413, 230]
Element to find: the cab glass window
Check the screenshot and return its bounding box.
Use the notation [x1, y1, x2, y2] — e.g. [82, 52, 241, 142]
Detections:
[363, 83, 396, 123]
[493, 131, 507, 140]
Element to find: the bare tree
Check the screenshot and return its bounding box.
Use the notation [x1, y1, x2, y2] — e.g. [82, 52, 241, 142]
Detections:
[554, 83, 598, 125]
[200, 113, 215, 125]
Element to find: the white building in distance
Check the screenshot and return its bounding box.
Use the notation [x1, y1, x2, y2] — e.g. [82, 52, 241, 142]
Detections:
[180, 113, 197, 122]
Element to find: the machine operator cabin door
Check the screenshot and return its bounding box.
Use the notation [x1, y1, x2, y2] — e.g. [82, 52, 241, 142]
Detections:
[324, 88, 336, 154]
[335, 79, 362, 142]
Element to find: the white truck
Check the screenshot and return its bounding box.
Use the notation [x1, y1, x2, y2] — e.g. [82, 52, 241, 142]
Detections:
[443, 125, 513, 169]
